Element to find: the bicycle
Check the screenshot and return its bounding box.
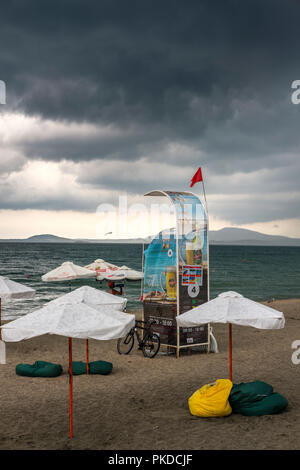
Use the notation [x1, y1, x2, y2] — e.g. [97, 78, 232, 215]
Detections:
[117, 320, 161, 358]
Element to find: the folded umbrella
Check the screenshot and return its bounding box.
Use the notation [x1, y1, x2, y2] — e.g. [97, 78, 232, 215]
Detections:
[0, 276, 36, 363]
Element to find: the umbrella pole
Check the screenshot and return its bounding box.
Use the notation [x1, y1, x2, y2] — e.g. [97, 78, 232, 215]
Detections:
[68, 337, 73, 438]
[86, 339, 89, 374]
[0, 297, 2, 340]
[229, 323, 232, 381]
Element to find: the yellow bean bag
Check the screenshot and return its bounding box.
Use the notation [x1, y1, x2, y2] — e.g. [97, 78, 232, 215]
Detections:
[188, 379, 233, 417]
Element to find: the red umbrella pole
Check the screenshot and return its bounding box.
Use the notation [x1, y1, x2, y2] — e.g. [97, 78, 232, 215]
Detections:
[69, 337, 73, 438]
[228, 323, 232, 381]
[86, 339, 89, 375]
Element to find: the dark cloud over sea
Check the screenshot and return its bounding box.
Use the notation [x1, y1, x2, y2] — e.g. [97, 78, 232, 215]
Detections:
[0, 0, 299, 227]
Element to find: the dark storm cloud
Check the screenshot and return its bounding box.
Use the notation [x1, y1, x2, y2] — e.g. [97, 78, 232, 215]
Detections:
[2, 0, 300, 126]
[1, 0, 300, 223]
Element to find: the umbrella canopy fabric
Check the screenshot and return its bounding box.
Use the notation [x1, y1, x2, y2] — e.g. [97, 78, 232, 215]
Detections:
[0, 276, 35, 301]
[85, 259, 143, 281]
[176, 291, 285, 330]
[46, 285, 127, 311]
[0, 276, 36, 363]
[112, 266, 144, 281]
[100, 271, 126, 281]
[1, 301, 135, 342]
[42, 261, 96, 282]
[85, 259, 119, 272]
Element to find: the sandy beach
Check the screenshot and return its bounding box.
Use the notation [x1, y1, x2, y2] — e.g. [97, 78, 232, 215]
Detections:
[0, 298, 299, 450]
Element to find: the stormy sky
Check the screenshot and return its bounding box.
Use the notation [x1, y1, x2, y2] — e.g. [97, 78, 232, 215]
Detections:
[1, 0, 300, 238]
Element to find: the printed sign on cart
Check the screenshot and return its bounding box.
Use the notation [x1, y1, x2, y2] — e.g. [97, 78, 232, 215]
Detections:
[182, 265, 203, 286]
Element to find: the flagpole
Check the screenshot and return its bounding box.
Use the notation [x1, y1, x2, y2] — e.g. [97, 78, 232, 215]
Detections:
[200, 170, 210, 353]
[202, 180, 208, 213]
[190, 167, 210, 352]
[200, 169, 208, 215]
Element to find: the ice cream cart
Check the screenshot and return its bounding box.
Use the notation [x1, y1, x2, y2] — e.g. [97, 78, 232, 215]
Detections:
[142, 190, 210, 357]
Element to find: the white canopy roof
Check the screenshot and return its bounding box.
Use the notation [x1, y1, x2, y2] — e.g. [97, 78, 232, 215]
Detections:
[85, 259, 119, 272]
[0, 276, 36, 301]
[42, 261, 96, 282]
[85, 258, 143, 281]
[176, 291, 285, 330]
[1, 300, 135, 342]
[115, 266, 144, 281]
[46, 285, 127, 311]
[97, 268, 144, 281]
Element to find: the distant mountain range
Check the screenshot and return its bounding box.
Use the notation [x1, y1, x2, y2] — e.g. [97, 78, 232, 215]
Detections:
[0, 228, 300, 246]
[209, 227, 300, 246]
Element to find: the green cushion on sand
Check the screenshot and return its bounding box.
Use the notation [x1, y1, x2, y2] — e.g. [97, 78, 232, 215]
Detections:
[229, 381, 288, 416]
[16, 361, 63, 378]
[71, 361, 88, 375]
[71, 360, 113, 375]
[89, 360, 112, 375]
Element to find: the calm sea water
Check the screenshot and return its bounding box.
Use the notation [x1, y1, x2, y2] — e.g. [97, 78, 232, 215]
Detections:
[0, 243, 299, 319]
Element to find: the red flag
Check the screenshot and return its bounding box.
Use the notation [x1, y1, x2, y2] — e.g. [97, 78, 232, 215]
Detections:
[190, 167, 203, 187]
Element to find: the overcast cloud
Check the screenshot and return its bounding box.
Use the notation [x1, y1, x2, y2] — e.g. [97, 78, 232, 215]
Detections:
[0, 0, 300, 234]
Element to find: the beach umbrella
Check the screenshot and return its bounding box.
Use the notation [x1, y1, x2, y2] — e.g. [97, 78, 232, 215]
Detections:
[99, 266, 143, 282]
[176, 291, 285, 380]
[84, 259, 119, 280]
[108, 266, 144, 281]
[0, 276, 35, 363]
[47, 285, 127, 370]
[42, 262, 97, 370]
[85, 259, 143, 281]
[85, 258, 119, 273]
[48, 285, 127, 311]
[42, 261, 96, 283]
[1, 299, 135, 438]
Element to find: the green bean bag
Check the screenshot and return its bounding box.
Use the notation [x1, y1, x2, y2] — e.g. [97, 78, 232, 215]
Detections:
[71, 360, 113, 375]
[71, 361, 88, 375]
[229, 381, 288, 416]
[16, 361, 63, 378]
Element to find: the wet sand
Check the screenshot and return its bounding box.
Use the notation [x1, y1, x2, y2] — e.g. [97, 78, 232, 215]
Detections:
[0, 298, 300, 450]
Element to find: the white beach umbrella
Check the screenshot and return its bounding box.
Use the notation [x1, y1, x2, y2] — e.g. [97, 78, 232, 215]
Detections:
[85, 259, 120, 281]
[85, 259, 143, 281]
[1, 301, 135, 342]
[176, 291, 285, 380]
[102, 271, 126, 281]
[42, 263, 98, 384]
[0, 276, 36, 301]
[47, 285, 127, 311]
[42, 261, 96, 282]
[115, 266, 144, 281]
[95, 265, 143, 281]
[84, 259, 119, 273]
[100, 270, 144, 281]
[1, 300, 135, 438]
[46, 286, 127, 375]
[0, 276, 36, 364]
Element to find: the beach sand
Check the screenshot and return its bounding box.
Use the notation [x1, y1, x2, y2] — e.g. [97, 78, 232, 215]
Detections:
[0, 298, 300, 450]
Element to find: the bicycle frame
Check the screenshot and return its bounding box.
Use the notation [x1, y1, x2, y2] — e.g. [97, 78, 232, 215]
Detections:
[117, 319, 160, 358]
[134, 320, 155, 346]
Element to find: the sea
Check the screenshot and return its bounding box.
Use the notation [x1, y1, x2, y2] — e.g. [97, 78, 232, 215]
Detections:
[0, 243, 299, 320]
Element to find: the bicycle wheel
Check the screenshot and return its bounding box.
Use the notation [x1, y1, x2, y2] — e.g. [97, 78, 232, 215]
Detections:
[142, 333, 160, 358]
[117, 332, 135, 355]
